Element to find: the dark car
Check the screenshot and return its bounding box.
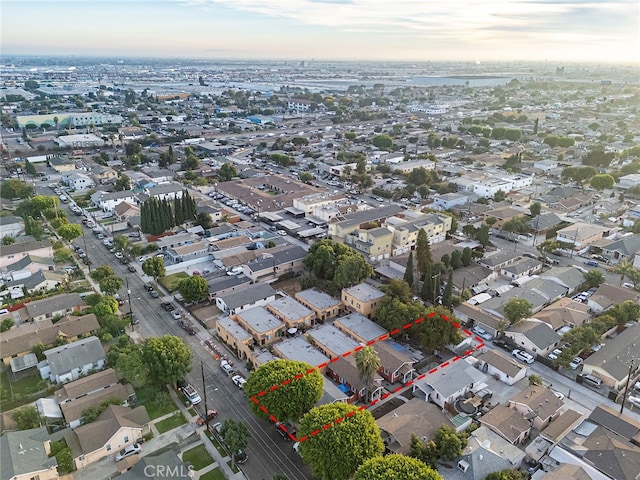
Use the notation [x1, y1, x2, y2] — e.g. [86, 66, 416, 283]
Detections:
[83, 257, 93, 265]
[144, 284, 154, 291]
[161, 302, 175, 311]
[127, 264, 136, 273]
[493, 339, 513, 352]
[275, 421, 296, 441]
[149, 290, 159, 298]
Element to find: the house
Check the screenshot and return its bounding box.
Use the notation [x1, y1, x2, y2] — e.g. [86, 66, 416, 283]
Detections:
[0, 215, 25, 237]
[326, 355, 384, 403]
[0, 314, 100, 366]
[266, 296, 315, 330]
[539, 409, 584, 445]
[232, 307, 284, 346]
[439, 426, 526, 480]
[616, 173, 640, 190]
[588, 405, 640, 442]
[528, 212, 563, 235]
[479, 404, 532, 445]
[307, 324, 359, 359]
[55, 134, 105, 149]
[90, 190, 137, 212]
[509, 386, 564, 430]
[376, 398, 452, 455]
[62, 405, 149, 469]
[454, 303, 503, 339]
[91, 165, 118, 185]
[39, 336, 105, 384]
[477, 250, 521, 272]
[328, 205, 405, 243]
[295, 288, 342, 322]
[532, 297, 591, 331]
[473, 349, 528, 385]
[539, 266, 588, 295]
[2, 254, 55, 281]
[165, 241, 210, 263]
[0, 240, 53, 269]
[207, 274, 251, 301]
[483, 206, 528, 229]
[0, 427, 58, 480]
[24, 293, 84, 323]
[500, 257, 543, 281]
[334, 312, 388, 344]
[141, 182, 183, 202]
[215, 317, 253, 361]
[56, 368, 131, 429]
[384, 212, 452, 256]
[587, 283, 640, 314]
[241, 245, 306, 282]
[7, 269, 66, 295]
[273, 336, 330, 374]
[374, 341, 416, 384]
[113, 201, 140, 222]
[344, 226, 394, 261]
[601, 235, 640, 265]
[341, 283, 385, 318]
[62, 172, 93, 191]
[155, 232, 200, 251]
[504, 320, 561, 357]
[412, 359, 487, 409]
[432, 193, 470, 211]
[287, 99, 312, 111]
[580, 325, 640, 390]
[215, 283, 276, 315]
[48, 157, 76, 173]
[555, 223, 610, 249]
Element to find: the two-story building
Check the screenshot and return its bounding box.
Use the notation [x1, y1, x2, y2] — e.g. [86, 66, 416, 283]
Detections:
[509, 386, 564, 430]
[412, 359, 487, 409]
[0, 427, 58, 480]
[215, 316, 253, 360]
[555, 223, 610, 249]
[266, 296, 315, 330]
[295, 288, 342, 322]
[233, 307, 284, 346]
[215, 283, 276, 315]
[342, 283, 385, 318]
[90, 190, 137, 212]
[39, 336, 105, 384]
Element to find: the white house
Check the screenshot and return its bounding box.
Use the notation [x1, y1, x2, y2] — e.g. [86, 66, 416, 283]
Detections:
[63, 172, 94, 191]
[473, 350, 528, 386]
[287, 99, 312, 112]
[215, 283, 276, 315]
[90, 190, 137, 212]
[412, 359, 486, 409]
[55, 133, 105, 149]
[39, 336, 105, 384]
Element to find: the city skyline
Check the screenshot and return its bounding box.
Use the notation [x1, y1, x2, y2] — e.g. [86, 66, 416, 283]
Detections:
[2, 0, 638, 64]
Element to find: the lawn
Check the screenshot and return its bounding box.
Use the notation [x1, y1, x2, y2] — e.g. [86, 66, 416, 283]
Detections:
[227, 460, 240, 473]
[187, 407, 197, 417]
[182, 444, 214, 471]
[159, 272, 189, 293]
[199, 468, 226, 480]
[0, 372, 49, 410]
[205, 431, 226, 456]
[135, 386, 177, 420]
[155, 412, 187, 433]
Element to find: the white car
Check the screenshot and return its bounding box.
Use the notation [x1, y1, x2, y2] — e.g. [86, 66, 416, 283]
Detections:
[115, 443, 141, 461]
[547, 349, 563, 360]
[552, 391, 565, 400]
[472, 327, 492, 341]
[512, 349, 535, 364]
[171, 310, 181, 320]
[627, 396, 640, 408]
[231, 375, 247, 389]
[569, 357, 583, 370]
[277, 230, 287, 236]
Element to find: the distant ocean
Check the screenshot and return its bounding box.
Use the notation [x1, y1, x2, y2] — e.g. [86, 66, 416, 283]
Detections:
[411, 76, 512, 87]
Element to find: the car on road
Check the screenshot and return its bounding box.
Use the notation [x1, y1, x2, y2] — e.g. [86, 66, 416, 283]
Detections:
[512, 349, 535, 364]
[634, 381, 640, 392]
[275, 421, 296, 441]
[180, 384, 202, 405]
[143, 284, 154, 291]
[115, 252, 124, 259]
[83, 258, 93, 266]
[149, 290, 159, 298]
[231, 375, 247, 389]
[171, 310, 181, 320]
[569, 357, 583, 370]
[127, 264, 136, 272]
[277, 230, 287, 236]
[472, 326, 492, 341]
[552, 391, 565, 400]
[628, 396, 640, 408]
[115, 443, 141, 462]
[584, 260, 599, 267]
[220, 360, 234, 376]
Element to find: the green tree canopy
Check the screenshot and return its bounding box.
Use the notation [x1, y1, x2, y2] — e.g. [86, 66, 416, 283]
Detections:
[415, 229, 433, 277]
[219, 419, 250, 466]
[503, 298, 532, 324]
[93, 296, 119, 318]
[590, 174, 615, 190]
[354, 454, 442, 480]
[142, 335, 192, 386]
[303, 240, 373, 292]
[99, 276, 123, 296]
[298, 403, 384, 480]
[90, 265, 115, 282]
[142, 256, 166, 280]
[582, 270, 605, 290]
[11, 406, 41, 430]
[178, 275, 209, 303]
[529, 201, 542, 217]
[218, 163, 238, 182]
[245, 359, 323, 421]
[485, 469, 529, 480]
[403, 252, 415, 288]
[115, 345, 149, 388]
[0, 179, 34, 199]
[371, 134, 393, 150]
[114, 173, 131, 191]
[57, 223, 83, 242]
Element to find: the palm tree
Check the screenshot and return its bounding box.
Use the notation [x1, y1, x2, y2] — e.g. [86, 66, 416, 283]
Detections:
[355, 346, 380, 400]
[109, 133, 115, 149]
[611, 259, 637, 286]
[53, 116, 59, 131]
[118, 132, 125, 151]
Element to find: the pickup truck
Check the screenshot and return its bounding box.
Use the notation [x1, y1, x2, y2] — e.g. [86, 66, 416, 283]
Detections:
[180, 384, 201, 405]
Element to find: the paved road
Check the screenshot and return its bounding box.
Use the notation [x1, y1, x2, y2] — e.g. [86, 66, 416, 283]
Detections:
[58, 200, 313, 480]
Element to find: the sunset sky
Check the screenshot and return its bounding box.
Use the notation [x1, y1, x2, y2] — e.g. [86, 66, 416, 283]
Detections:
[2, 0, 638, 63]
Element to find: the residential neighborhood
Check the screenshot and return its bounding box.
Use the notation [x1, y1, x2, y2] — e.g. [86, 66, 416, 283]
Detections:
[1, 56, 640, 480]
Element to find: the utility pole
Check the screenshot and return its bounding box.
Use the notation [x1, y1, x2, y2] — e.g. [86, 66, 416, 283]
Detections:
[201, 360, 209, 430]
[620, 359, 636, 415]
[126, 273, 134, 331]
[82, 230, 91, 273]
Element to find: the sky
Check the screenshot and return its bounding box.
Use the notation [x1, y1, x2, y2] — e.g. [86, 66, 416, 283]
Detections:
[1, 0, 638, 63]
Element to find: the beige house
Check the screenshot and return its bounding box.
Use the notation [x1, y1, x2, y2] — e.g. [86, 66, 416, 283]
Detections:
[266, 296, 315, 330]
[342, 283, 385, 318]
[232, 307, 284, 346]
[215, 316, 253, 360]
[0, 240, 54, 269]
[295, 288, 342, 322]
[480, 404, 531, 445]
[385, 212, 452, 256]
[114, 201, 140, 222]
[91, 165, 119, 185]
[532, 297, 591, 330]
[0, 427, 58, 480]
[555, 223, 610, 249]
[509, 386, 564, 430]
[24, 293, 85, 323]
[344, 227, 394, 261]
[64, 405, 149, 469]
[581, 327, 640, 390]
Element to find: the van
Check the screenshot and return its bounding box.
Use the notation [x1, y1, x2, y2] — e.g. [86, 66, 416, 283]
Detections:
[582, 374, 602, 388]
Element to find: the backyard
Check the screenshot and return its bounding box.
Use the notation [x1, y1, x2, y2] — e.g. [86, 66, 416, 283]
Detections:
[0, 371, 49, 411]
[159, 272, 189, 293]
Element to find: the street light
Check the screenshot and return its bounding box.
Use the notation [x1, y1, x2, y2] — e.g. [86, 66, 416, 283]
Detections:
[82, 230, 91, 273]
[126, 274, 134, 331]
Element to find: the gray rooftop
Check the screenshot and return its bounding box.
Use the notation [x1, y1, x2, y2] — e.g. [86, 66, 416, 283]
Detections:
[236, 307, 283, 333]
[415, 360, 486, 398]
[267, 296, 313, 321]
[44, 336, 105, 376]
[218, 283, 275, 310]
[0, 427, 57, 480]
[247, 245, 307, 271]
[583, 326, 640, 380]
[479, 250, 521, 268]
[334, 312, 387, 343]
[296, 288, 341, 310]
[343, 282, 385, 302]
[308, 324, 360, 358]
[217, 316, 252, 342]
[274, 336, 330, 368]
[501, 257, 542, 275]
[1, 239, 52, 257]
[207, 274, 251, 294]
[25, 293, 83, 319]
[506, 321, 560, 350]
[333, 204, 404, 229]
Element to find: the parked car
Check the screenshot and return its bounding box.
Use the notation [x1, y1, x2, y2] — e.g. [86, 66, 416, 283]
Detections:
[472, 326, 492, 341]
[171, 310, 181, 320]
[180, 384, 202, 405]
[127, 264, 136, 273]
[627, 396, 640, 408]
[547, 349, 563, 360]
[569, 357, 583, 370]
[231, 375, 247, 389]
[115, 443, 141, 461]
[512, 349, 535, 364]
[220, 360, 234, 376]
[275, 421, 296, 441]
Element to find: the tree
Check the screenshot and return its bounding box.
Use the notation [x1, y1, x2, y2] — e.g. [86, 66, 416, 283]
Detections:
[93, 296, 119, 318]
[99, 276, 123, 296]
[245, 359, 323, 421]
[178, 275, 209, 303]
[113, 235, 129, 253]
[529, 201, 542, 217]
[355, 347, 380, 397]
[333, 254, 374, 289]
[57, 223, 83, 242]
[1, 318, 14, 332]
[434, 425, 468, 461]
[493, 189, 506, 202]
[114, 174, 131, 191]
[611, 259, 637, 286]
[503, 298, 532, 324]
[142, 335, 192, 386]
[195, 212, 215, 230]
[218, 163, 238, 182]
[461, 247, 472, 267]
[450, 250, 462, 269]
[415, 229, 433, 278]
[476, 225, 490, 247]
[403, 251, 415, 288]
[25, 159, 36, 175]
[303, 240, 373, 293]
[410, 434, 439, 468]
[528, 374, 542, 386]
[442, 270, 453, 308]
[371, 134, 393, 150]
[298, 403, 384, 480]
[590, 174, 615, 191]
[115, 345, 149, 388]
[11, 406, 41, 430]
[354, 454, 442, 480]
[536, 239, 561, 264]
[142, 256, 166, 281]
[299, 172, 313, 183]
[90, 265, 115, 282]
[2, 235, 16, 245]
[219, 419, 250, 467]
[0, 179, 34, 199]
[485, 469, 529, 480]
[582, 270, 605, 290]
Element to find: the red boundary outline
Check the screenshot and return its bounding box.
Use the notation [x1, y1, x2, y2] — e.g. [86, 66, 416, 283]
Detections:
[248, 312, 485, 443]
